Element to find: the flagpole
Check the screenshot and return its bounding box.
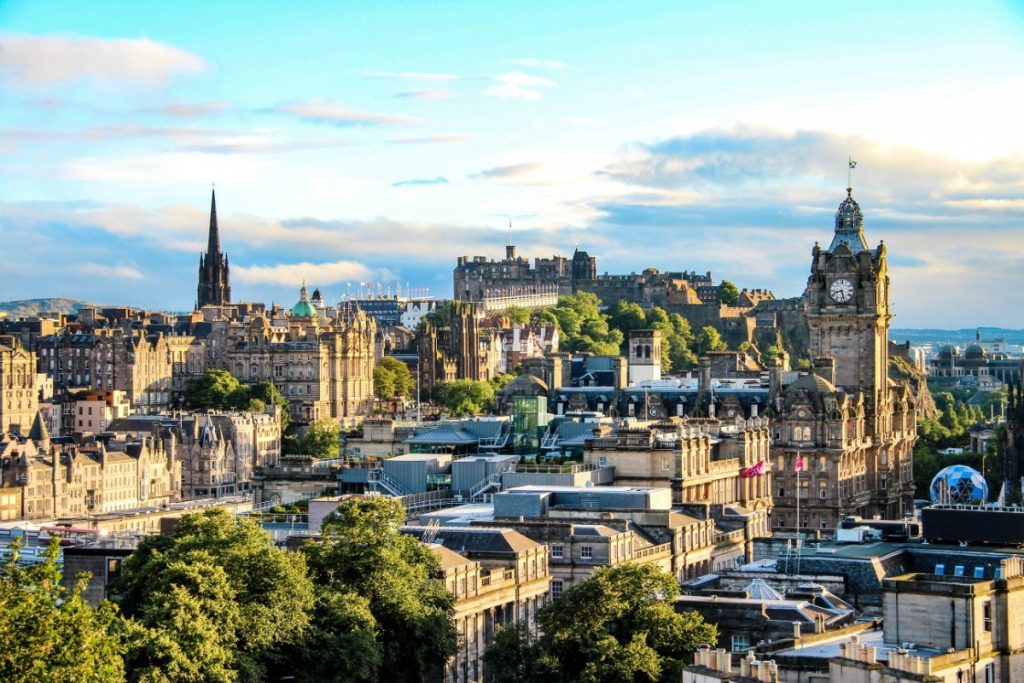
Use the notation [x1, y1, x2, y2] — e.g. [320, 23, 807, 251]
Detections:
[796, 455, 801, 575]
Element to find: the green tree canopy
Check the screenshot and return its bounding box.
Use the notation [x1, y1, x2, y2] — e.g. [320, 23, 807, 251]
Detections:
[0, 538, 127, 683]
[433, 379, 496, 416]
[760, 344, 782, 365]
[302, 497, 456, 683]
[297, 418, 342, 459]
[718, 280, 740, 306]
[484, 563, 717, 683]
[111, 509, 314, 683]
[374, 357, 415, 400]
[505, 306, 531, 326]
[548, 293, 623, 355]
[184, 370, 244, 411]
[695, 326, 727, 357]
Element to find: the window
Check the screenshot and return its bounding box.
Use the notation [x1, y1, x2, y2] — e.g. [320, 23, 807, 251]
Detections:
[551, 579, 564, 599]
[106, 558, 122, 583]
[551, 544, 564, 559]
[731, 635, 750, 652]
[778, 489, 785, 498]
[661, 458, 670, 471]
[580, 545, 593, 560]
[983, 600, 992, 632]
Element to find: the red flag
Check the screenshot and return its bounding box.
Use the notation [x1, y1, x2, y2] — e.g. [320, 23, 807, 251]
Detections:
[795, 455, 805, 472]
[741, 460, 765, 478]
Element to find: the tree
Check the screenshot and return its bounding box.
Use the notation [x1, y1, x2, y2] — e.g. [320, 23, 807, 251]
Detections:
[608, 300, 648, 351]
[249, 381, 289, 428]
[433, 379, 496, 416]
[422, 302, 453, 328]
[484, 563, 716, 683]
[111, 509, 314, 683]
[664, 313, 696, 372]
[299, 418, 342, 459]
[373, 365, 396, 401]
[718, 280, 740, 306]
[0, 538, 127, 683]
[547, 293, 623, 355]
[760, 344, 783, 365]
[374, 357, 415, 400]
[505, 306, 531, 326]
[695, 326, 727, 356]
[184, 370, 243, 410]
[291, 589, 381, 683]
[302, 497, 456, 683]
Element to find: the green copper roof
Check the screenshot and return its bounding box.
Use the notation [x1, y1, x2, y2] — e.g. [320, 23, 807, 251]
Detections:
[291, 282, 317, 318]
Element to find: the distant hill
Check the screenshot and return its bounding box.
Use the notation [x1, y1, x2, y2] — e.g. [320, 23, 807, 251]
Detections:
[0, 298, 101, 318]
[891, 328, 1024, 346]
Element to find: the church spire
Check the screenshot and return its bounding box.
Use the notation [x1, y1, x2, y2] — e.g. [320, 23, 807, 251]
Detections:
[208, 188, 220, 254]
[196, 188, 231, 309]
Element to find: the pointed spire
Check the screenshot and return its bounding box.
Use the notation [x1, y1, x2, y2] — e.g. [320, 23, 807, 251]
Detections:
[208, 188, 220, 254]
[28, 411, 49, 443]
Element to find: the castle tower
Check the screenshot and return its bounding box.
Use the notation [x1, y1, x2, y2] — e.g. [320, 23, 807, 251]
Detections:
[196, 189, 231, 309]
[628, 329, 661, 386]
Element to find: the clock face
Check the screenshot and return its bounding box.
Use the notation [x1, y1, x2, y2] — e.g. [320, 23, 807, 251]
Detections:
[830, 278, 854, 303]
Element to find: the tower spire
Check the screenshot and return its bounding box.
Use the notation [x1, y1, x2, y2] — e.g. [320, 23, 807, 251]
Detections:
[208, 188, 220, 254]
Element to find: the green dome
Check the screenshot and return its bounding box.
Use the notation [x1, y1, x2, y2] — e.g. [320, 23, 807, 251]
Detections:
[291, 282, 317, 318]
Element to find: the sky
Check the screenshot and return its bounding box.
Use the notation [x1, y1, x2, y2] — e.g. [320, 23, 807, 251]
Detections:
[1, 1, 1022, 327]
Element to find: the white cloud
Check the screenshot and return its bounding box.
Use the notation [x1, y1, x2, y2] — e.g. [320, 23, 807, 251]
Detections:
[485, 71, 556, 101]
[146, 101, 233, 117]
[271, 99, 421, 127]
[72, 262, 145, 280]
[0, 32, 206, 86]
[232, 260, 382, 287]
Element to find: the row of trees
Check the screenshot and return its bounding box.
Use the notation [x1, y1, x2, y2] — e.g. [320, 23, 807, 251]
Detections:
[1, 498, 456, 683]
[184, 370, 289, 426]
[431, 373, 516, 416]
[605, 299, 729, 372]
[2, 499, 719, 683]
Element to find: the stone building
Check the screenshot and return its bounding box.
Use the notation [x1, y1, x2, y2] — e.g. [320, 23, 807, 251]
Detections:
[215, 286, 376, 425]
[91, 329, 175, 413]
[453, 243, 593, 301]
[37, 331, 98, 391]
[822, 557, 1024, 683]
[196, 189, 231, 309]
[107, 410, 281, 499]
[770, 188, 917, 530]
[419, 301, 502, 397]
[69, 390, 131, 434]
[404, 526, 551, 683]
[0, 335, 38, 435]
[582, 418, 773, 566]
[458, 485, 722, 588]
[0, 416, 179, 520]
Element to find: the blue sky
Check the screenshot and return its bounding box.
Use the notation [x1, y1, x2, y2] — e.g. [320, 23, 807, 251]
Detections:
[1, 1, 1022, 326]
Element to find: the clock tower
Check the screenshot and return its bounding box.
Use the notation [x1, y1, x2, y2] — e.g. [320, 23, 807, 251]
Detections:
[804, 187, 891, 430]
